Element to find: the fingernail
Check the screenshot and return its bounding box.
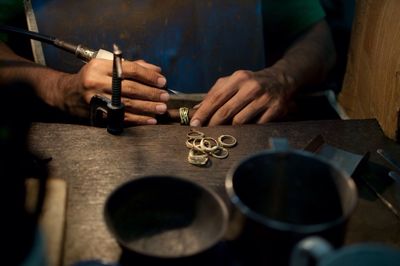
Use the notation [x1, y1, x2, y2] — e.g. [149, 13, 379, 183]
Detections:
[160, 92, 170, 102]
[190, 119, 201, 127]
[157, 77, 167, 87]
[156, 104, 167, 114]
[193, 103, 201, 109]
[147, 118, 157, 125]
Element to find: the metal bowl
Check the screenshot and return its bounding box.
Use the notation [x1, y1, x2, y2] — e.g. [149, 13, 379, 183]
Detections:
[104, 176, 228, 258]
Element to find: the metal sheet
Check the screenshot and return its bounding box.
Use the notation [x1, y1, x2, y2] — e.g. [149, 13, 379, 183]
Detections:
[304, 134, 368, 176]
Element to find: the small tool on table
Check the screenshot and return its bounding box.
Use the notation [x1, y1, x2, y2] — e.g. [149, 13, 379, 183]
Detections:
[304, 136, 400, 219]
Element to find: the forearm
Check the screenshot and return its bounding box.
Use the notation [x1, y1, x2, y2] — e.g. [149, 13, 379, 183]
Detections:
[0, 42, 74, 109]
[268, 19, 336, 93]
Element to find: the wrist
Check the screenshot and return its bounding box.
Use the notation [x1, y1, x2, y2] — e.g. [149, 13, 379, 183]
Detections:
[55, 73, 88, 117]
[263, 60, 298, 96]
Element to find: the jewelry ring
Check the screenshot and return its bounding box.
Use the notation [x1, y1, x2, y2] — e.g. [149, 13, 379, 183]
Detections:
[179, 107, 189, 125]
[192, 138, 203, 151]
[188, 149, 208, 165]
[217, 134, 237, 148]
[211, 146, 229, 159]
[200, 137, 219, 152]
[187, 129, 204, 140]
[185, 139, 194, 149]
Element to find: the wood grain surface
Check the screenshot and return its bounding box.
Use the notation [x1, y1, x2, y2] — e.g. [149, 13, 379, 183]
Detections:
[339, 0, 400, 141]
[27, 119, 400, 265]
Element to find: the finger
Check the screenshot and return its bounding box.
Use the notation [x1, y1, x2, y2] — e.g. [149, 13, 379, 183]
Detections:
[83, 91, 162, 125]
[189, 78, 237, 127]
[193, 102, 202, 110]
[231, 93, 271, 125]
[122, 61, 166, 88]
[124, 112, 158, 126]
[122, 98, 168, 115]
[135, 60, 162, 72]
[120, 80, 170, 102]
[84, 73, 170, 104]
[207, 82, 263, 126]
[256, 103, 284, 124]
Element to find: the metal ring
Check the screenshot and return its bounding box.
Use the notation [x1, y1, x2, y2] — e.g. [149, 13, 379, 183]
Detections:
[187, 156, 209, 165]
[211, 146, 229, 159]
[188, 149, 209, 165]
[192, 138, 203, 152]
[217, 135, 237, 148]
[187, 129, 204, 140]
[179, 107, 190, 125]
[200, 137, 219, 152]
[189, 148, 208, 158]
[185, 139, 194, 149]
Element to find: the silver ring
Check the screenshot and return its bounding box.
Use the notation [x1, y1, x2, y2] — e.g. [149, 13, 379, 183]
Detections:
[185, 139, 194, 149]
[187, 129, 205, 140]
[188, 149, 208, 165]
[211, 146, 229, 159]
[192, 138, 203, 152]
[200, 137, 219, 152]
[217, 135, 237, 148]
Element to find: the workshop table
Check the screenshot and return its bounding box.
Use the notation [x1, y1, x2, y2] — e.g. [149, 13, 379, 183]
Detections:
[28, 119, 400, 266]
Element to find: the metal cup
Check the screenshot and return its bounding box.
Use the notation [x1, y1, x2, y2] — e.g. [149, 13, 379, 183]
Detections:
[291, 236, 400, 266]
[225, 138, 358, 265]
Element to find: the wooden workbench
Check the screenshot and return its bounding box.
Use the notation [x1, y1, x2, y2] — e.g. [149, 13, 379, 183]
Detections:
[28, 119, 400, 265]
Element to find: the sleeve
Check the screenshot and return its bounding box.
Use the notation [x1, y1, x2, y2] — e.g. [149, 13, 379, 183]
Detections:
[262, 0, 326, 41]
[0, 1, 25, 42]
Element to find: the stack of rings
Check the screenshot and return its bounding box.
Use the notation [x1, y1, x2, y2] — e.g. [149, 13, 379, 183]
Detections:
[179, 107, 190, 125]
[186, 129, 237, 165]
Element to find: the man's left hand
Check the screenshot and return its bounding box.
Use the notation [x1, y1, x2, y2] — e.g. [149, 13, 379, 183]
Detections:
[190, 67, 296, 126]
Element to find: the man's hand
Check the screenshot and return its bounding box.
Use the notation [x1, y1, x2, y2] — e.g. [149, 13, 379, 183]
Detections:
[190, 20, 335, 127]
[190, 67, 296, 126]
[58, 58, 170, 125]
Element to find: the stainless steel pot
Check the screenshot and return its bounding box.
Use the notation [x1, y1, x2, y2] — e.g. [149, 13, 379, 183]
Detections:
[225, 138, 358, 265]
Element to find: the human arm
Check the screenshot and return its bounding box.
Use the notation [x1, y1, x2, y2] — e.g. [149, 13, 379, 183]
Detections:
[189, 19, 336, 126]
[0, 41, 170, 125]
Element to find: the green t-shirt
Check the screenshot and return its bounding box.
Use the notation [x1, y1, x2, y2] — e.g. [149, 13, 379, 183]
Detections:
[263, 0, 325, 40]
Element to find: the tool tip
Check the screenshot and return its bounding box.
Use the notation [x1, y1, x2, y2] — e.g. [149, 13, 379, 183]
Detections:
[113, 43, 122, 55]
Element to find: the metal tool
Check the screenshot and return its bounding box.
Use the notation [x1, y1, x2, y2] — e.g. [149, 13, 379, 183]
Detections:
[0, 24, 113, 61]
[90, 44, 125, 135]
[362, 177, 400, 219]
[377, 148, 400, 184]
[389, 171, 400, 184]
[304, 136, 400, 220]
[377, 149, 400, 173]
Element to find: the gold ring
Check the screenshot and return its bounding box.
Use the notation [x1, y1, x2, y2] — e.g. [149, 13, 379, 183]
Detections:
[179, 107, 189, 125]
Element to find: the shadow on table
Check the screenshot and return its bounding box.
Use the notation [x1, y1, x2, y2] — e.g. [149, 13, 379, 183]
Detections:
[118, 241, 237, 266]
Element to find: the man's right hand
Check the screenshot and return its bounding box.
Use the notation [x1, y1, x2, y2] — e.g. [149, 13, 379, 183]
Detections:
[58, 58, 169, 125]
